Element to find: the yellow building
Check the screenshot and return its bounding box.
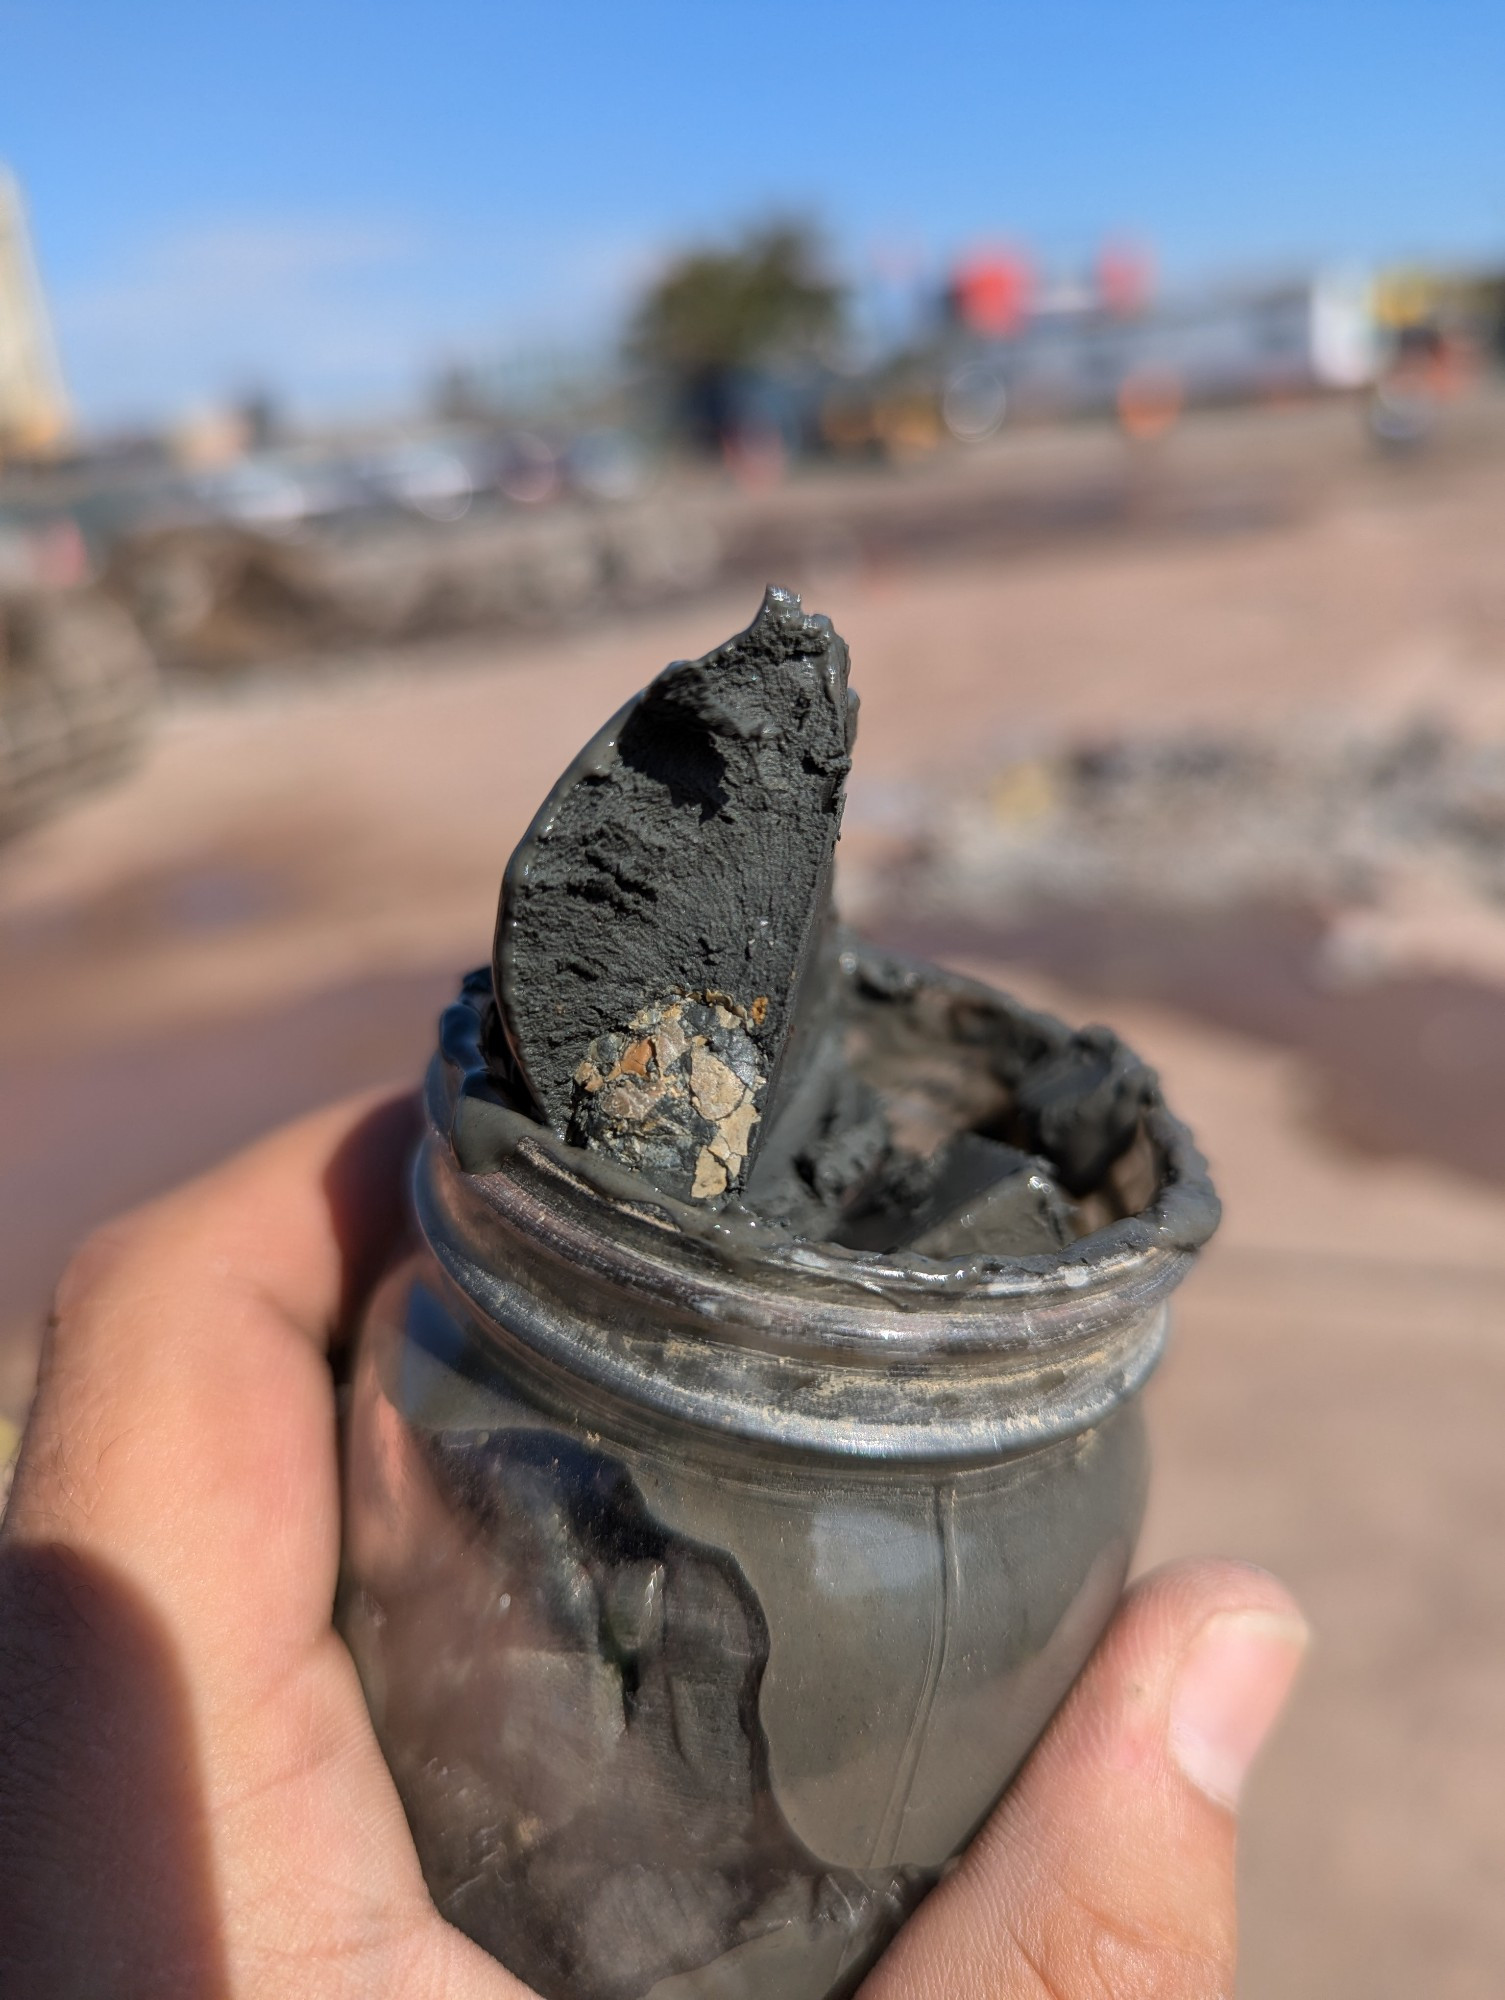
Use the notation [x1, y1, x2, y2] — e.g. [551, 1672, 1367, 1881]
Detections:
[0, 167, 70, 456]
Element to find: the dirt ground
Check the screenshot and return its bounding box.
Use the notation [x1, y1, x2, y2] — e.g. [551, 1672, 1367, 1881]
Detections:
[4, 401, 1505, 1995]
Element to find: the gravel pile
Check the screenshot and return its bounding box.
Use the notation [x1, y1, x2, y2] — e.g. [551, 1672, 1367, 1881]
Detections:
[904, 718, 1505, 925]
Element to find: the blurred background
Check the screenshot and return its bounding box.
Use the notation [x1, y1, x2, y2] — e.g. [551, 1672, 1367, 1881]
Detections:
[3, 2, 1505, 1990]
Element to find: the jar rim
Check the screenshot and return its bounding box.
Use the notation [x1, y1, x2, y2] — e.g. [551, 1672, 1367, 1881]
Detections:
[411, 956, 1217, 1462]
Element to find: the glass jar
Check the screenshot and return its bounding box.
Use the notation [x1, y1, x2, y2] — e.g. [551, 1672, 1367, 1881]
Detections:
[339, 958, 1217, 2000]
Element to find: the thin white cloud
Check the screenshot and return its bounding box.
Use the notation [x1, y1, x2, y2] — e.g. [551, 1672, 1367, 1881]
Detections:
[60, 217, 420, 330]
[51, 212, 656, 427]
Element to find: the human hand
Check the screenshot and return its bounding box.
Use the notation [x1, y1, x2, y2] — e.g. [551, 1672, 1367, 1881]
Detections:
[0, 1094, 1305, 1999]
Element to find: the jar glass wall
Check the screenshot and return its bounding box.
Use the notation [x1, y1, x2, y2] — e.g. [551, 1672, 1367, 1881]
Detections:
[338, 963, 1217, 2000]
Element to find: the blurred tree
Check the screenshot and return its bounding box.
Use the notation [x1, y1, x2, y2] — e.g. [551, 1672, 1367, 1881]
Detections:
[629, 221, 844, 454]
[430, 362, 492, 425]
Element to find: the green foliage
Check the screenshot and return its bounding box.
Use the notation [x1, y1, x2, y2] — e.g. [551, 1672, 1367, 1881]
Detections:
[629, 222, 844, 373]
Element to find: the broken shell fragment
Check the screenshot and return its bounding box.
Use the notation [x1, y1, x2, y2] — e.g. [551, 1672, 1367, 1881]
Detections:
[688, 1047, 746, 1124]
[565, 994, 765, 1200]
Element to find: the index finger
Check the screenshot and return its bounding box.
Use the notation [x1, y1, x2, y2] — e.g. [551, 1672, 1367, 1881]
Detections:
[3, 1090, 418, 1691]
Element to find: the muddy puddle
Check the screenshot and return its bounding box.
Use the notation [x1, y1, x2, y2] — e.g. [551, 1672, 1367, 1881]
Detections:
[876, 901, 1505, 1186]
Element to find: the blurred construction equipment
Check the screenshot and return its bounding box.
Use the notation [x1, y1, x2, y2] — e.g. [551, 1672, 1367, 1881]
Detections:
[104, 496, 725, 676]
[0, 585, 157, 839]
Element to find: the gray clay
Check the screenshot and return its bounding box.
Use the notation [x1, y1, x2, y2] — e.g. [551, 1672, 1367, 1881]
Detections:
[340, 592, 1222, 2000]
[490, 587, 1185, 1254]
[898, 1137, 1077, 1257]
[495, 586, 855, 1203]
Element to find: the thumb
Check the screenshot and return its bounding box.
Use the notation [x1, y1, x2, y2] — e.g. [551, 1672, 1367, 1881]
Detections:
[861, 1558, 1307, 2000]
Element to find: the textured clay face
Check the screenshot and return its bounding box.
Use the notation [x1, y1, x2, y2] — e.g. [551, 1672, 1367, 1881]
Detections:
[495, 585, 855, 1206]
[492, 587, 1157, 1258]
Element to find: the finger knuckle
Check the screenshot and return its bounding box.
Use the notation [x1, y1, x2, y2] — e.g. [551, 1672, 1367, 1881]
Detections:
[1010, 1886, 1233, 2000]
[52, 1216, 152, 1319]
[1086, 1921, 1231, 2000]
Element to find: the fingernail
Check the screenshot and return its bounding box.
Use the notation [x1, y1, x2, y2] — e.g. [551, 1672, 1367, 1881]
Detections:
[1169, 1608, 1309, 1809]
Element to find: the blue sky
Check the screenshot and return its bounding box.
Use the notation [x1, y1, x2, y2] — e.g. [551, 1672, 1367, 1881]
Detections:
[2, 0, 1502, 425]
